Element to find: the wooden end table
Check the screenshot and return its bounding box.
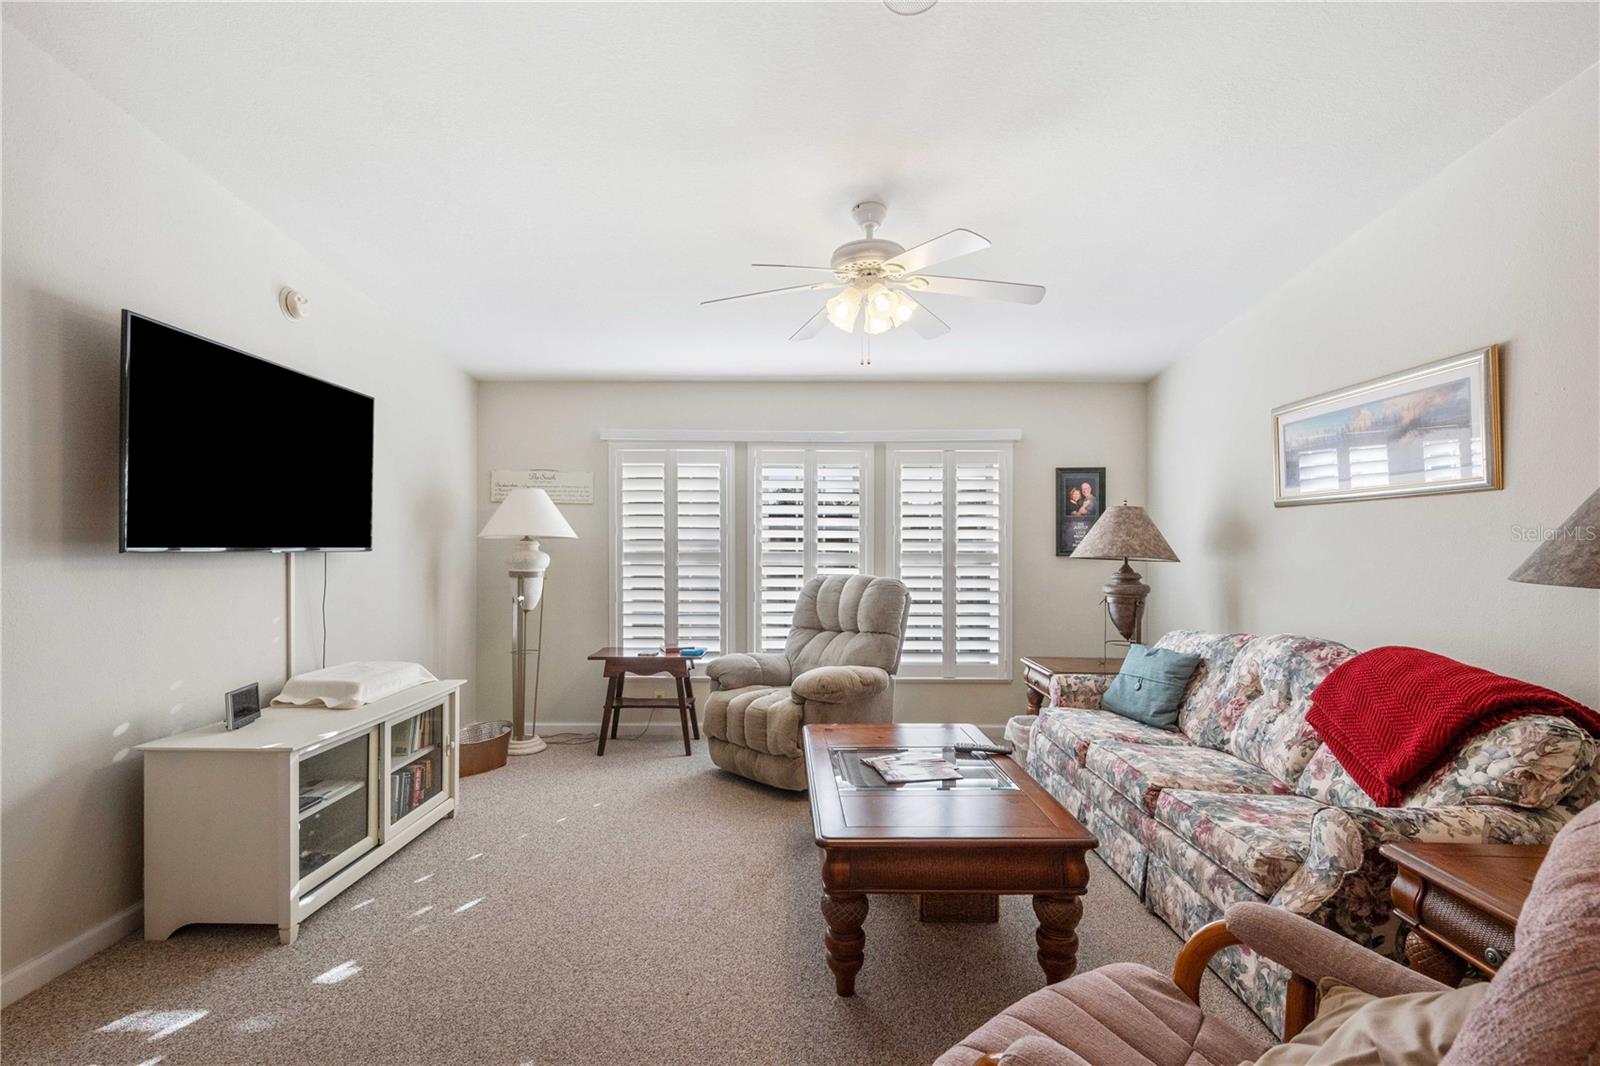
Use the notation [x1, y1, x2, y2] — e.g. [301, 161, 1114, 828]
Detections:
[585, 648, 701, 757]
[1020, 655, 1123, 714]
[1380, 841, 1544, 985]
[804, 722, 1098, 997]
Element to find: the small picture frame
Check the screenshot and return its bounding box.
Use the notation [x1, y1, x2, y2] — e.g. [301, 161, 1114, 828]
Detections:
[1056, 468, 1107, 556]
[225, 682, 262, 730]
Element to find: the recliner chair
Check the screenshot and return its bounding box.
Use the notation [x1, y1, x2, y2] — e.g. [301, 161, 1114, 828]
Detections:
[703, 574, 910, 790]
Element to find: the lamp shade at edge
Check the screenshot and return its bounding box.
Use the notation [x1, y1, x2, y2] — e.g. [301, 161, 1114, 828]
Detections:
[1509, 488, 1600, 589]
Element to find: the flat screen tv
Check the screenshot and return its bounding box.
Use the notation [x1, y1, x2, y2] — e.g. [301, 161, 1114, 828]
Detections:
[120, 311, 374, 552]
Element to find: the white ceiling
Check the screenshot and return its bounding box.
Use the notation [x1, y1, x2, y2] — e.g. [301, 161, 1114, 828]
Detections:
[8, 2, 1597, 381]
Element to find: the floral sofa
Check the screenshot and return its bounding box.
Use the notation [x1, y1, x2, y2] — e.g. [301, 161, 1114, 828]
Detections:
[1005, 630, 1600, 1036]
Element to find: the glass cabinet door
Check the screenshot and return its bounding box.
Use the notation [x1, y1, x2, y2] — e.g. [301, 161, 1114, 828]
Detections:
[297, 731, 375, 887]
[387, 702, 447, 825]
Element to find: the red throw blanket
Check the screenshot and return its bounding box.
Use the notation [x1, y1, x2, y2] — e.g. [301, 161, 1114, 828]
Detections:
[1307, 646, 1600, 807]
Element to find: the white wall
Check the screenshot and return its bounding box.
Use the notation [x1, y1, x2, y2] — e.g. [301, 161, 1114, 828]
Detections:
[1148, 67, 1600, 704]
[0, 31, 477, 999]
[475, 380, 1147, 733]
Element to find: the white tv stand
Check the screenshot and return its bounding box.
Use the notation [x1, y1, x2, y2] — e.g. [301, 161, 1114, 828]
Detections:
[137, 679, 465, 944]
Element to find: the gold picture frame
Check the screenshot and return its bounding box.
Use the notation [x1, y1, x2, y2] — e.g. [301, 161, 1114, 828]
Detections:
[1272, 346, 1502, 506]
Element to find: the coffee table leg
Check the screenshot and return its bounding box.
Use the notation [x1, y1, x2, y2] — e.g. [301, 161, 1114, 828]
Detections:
[820, 891, 868, 996]
[1033, 893, 1083, 984]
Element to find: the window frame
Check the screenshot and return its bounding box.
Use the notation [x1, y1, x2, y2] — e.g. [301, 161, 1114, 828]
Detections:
[746, 445, 875, 653]
[885, 443, 1014, 682]
[606, 442, 735, 654]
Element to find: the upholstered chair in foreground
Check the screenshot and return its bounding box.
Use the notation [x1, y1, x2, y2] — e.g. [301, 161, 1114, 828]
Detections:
[703, 575, 910, 790]
[935, 799, 1599, 1066]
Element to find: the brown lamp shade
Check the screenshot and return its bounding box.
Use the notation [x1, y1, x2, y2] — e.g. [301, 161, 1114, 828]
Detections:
[1509, 488, 1600, 589]
[1070, 502, 1180, 563]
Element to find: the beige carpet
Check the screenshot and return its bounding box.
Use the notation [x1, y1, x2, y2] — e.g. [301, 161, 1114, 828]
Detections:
[2, 736, 1269, 1065]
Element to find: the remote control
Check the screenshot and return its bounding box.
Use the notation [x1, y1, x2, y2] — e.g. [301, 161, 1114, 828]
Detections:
[953, 741, 1014, 757]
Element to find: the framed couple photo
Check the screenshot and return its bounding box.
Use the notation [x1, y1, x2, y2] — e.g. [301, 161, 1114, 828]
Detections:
[1055, 467, 1106, 556]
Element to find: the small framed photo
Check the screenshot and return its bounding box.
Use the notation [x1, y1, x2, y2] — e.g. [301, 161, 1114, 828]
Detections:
[1056, 468, 1107, 556]
[225, 682, 261, 730]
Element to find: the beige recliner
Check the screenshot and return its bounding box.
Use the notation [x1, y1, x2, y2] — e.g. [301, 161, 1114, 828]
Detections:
[703, 574, 910, 790]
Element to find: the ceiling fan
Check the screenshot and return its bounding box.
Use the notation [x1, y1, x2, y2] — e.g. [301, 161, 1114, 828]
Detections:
[702, 200, 1045, 361]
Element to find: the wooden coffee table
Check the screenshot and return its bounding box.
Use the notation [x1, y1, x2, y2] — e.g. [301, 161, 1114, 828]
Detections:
[804, 722, 1098, 996]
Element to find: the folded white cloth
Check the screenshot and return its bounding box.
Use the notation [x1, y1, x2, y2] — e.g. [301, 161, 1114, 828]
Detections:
[272, 661, 438, 709]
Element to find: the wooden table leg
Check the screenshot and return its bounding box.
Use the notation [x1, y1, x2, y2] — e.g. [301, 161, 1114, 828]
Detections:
[1033, 893, 1084, 984]
[675, 675, 692, 756]
[820, 891, 868, 997]
[1403, 928, 1469, 987]
[597, 675, 619, 756]
[686, 675, 700, 740]
[1026, 685, 1045, 714]
[609, 674, 624, 739]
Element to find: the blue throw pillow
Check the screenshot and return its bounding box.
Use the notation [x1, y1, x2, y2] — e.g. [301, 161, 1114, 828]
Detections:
[1100, 644, 1201, 730]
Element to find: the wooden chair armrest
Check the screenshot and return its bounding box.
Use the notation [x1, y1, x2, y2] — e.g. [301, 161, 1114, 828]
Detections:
[1171, 918, 1320, 1040]
[1171, 919, 1239, 1003]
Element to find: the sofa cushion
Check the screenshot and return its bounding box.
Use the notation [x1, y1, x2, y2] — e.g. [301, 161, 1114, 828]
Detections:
[1150, 631, 1255, 747]
[1036, 707, 1194, 767]
[1209, 635, 1358, 786]
[1086, 741, 1292, 816]
[932, 962, 1272, 1066]
[1101, 644, 1202, 729]
[1152, 790, 1324, 897]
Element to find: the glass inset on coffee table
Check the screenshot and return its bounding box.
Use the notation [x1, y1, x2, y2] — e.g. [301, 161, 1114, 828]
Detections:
[829, 746, 1021, 792]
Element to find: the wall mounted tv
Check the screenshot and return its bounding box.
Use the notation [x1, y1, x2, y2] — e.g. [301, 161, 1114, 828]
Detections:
[120, 311, 374, 552]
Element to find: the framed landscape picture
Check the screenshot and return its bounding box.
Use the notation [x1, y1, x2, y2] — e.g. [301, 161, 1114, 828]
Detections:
[1056, 467, 1106, 556]
[1272, 346, 1501, 507]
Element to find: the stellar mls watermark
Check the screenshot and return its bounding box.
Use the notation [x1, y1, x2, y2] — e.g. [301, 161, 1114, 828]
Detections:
[1511, 523, 1598, 543]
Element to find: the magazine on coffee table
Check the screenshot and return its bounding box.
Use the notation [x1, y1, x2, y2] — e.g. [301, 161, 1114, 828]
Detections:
[860, 750, 962, 784]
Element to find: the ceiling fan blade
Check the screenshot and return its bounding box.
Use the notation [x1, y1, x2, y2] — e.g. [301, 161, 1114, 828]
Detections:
[904, 298, 951, 339]
[789, 306, 829, 341]
[902, 274, 1045, 305]
[752, 263, 838, 273]
[701, 280, 841, 305]
[884, 228, 991, 275]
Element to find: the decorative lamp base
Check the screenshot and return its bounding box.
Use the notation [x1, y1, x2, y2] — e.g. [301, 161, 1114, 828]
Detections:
[1103, 559, 1151, 645]
[508, 734, 548, 756]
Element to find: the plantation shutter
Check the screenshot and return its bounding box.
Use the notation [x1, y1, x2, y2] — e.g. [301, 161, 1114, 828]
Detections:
[613, 446, 730, 655]
[890, 446, 1011, 679]
[752, 448, 870, 653]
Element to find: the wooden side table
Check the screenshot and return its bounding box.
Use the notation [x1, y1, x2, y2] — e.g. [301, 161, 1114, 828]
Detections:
[586, 648, 701, 757]
[1380, 841, 1545, 985]
[1019, 655, 1122, 714]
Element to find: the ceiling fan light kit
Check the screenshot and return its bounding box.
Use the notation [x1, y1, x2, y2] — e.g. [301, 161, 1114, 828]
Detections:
[702, 199, 1046, 364]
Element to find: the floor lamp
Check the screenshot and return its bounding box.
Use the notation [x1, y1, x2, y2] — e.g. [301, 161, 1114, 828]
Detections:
[480, 488, 577, 755]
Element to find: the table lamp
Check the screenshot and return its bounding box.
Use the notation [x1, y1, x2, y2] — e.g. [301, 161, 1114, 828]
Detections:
[1069, 500, 1180, 646]
[480, 488, 577, 755]
[1510, 488, 1600, 589]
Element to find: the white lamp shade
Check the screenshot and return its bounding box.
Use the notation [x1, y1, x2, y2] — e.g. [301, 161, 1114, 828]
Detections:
[479, 488, 578, 540]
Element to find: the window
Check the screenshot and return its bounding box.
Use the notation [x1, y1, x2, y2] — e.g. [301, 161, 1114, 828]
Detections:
[887, 446, 1011, 679]
[750, 447, 871, 652]
[609, 446, 733, 655]
[605, 431, 1014, 678]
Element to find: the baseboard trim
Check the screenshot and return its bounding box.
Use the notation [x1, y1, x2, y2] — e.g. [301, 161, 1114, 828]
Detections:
[1, 901, 143, 1008]
[535, 719, 689, 740]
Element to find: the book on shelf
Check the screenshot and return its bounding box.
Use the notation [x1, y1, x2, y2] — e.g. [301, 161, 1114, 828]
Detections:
[859, 750, 962, 784]
[390, 757, 437, 820]
[391, 708, 441, 757]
